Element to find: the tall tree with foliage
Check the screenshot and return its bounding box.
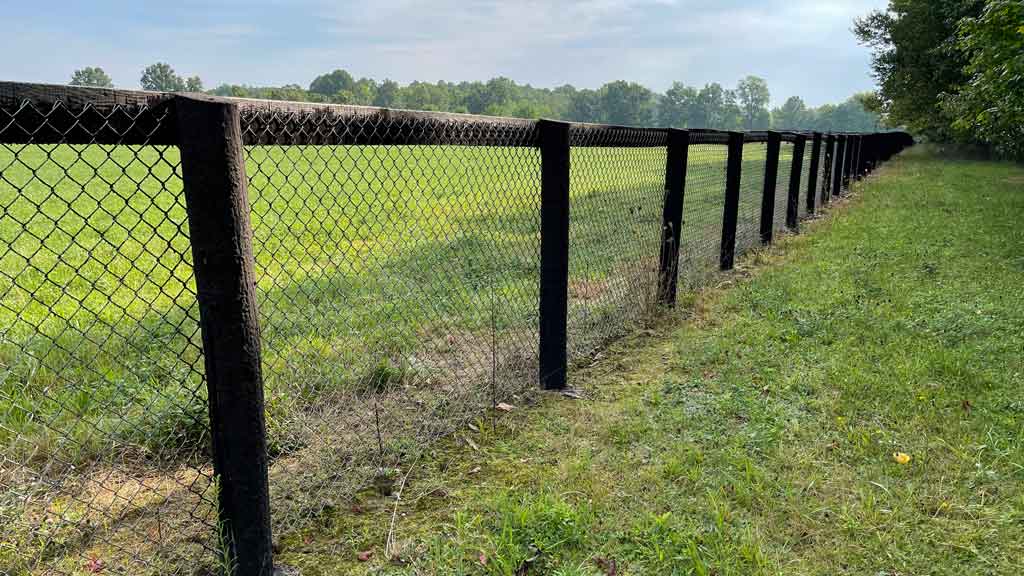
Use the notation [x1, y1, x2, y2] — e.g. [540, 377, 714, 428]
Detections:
[736, 76, 771, 129]
[943, 0, 1024, 157]
[140, 63, 199, 92]
[659, 82, 697, 128]
[70, 67, 113, 88]
[600, 81, 656, 126]
[309, 69, 356, 97]
[772, 96, 808, 129]
[854, 0, 984, 139]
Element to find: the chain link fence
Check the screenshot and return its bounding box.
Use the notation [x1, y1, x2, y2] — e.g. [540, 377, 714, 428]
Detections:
[0, 82, 913, 575]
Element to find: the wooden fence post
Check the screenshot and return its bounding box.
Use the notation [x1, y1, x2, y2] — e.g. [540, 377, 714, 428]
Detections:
[657, 128, 690, 306]
[175, 94, 275, 576]
[786, 133, 806, 230]
[759, 131, 781, 244]
[806, 132, 822, 214]
[538, 119, 571, 390]
[720, 132, 744, 270]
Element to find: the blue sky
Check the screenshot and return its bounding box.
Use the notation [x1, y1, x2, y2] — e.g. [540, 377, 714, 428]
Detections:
[1, 0, 887, 106]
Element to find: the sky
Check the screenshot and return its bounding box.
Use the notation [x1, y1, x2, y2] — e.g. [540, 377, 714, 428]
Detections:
[0, 0, 887, 107]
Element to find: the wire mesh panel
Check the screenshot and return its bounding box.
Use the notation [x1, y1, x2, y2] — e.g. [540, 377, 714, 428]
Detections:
[678, 143, 727, 288]
[565, 128, 666, 361]
[0, 98, 215, 574]
[798, 139, 815, 219]
[238, 108, 542, 548]
[773, 142, 794, 233]
[734, 141, 767, 257]
[818, 140, 833, 207]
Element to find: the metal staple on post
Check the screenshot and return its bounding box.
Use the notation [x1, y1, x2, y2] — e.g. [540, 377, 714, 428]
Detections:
[174, 94, 275, 576]
[760, 131, 781, 244]
[538, 119, 571, 390]
[720, 131, 744, 270]
[657, 128, 690, 306]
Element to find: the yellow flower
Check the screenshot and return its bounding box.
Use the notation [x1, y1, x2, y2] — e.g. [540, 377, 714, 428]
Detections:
[892, 452, 911, 465]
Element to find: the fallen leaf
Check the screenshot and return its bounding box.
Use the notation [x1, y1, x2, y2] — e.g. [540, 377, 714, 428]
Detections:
[357, 550, 373, 562]
[468, 466, 481, 474]
[892, 452, 911, 465]
[463, 435, 479, 451]
[496, 402, 515, 412]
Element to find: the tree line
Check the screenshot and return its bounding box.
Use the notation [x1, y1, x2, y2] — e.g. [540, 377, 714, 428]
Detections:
[68, 64, 882, 132]
[855, 0, 1022, 158]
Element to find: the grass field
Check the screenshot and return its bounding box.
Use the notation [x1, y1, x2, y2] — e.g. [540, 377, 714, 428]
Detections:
[1, 138, 802, 575]
[0, 142, 790, 466]
[267, 147, 1024, 575]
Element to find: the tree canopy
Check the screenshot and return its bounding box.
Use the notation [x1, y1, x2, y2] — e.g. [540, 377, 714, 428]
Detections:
[853, 0, 1024, 157]
[69, 67, 113, 88]
[139, 62, 203, 92]
[208, 72, 880, 132]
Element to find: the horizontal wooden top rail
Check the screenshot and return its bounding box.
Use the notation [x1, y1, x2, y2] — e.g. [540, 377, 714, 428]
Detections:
[0, 80, 902, 149]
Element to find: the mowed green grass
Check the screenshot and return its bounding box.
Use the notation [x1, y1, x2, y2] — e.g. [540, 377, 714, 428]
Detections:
[286, 147, 1024, 575]
[0, 141, 780, 469]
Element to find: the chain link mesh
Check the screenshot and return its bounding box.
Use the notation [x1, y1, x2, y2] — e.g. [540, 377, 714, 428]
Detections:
[734, 141, 766, 256]
[798, 138, 814, 219]
[0, 85, 901, 574]
[238, 108, 542, 552]
[0, 99, 216, 575]
[678, 143, 728, 288]
[773, 142, 794, 234]
[566, 127, 666, 361]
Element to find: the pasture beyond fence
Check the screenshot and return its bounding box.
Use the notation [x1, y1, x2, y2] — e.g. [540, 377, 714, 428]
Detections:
[0, 81, 912, 575]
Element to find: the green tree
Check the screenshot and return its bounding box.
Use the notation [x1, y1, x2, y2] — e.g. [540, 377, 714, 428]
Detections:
[659, 82, 697, 128]
[70, 67, 113, 88]
[736, 76, 770, 129]
[688, 83, 728, 128]
[772, 96, 808, 129]
[184, 76, 204, 92]
[374, 79, 401, 107]
[854, 0, 983, 138]
[568, 89, 603, 123]
[309, 69, 356, 96]
[140, 63, 186, 91]
[943, 0, 1024, 157]
[599, 81, 655, 126]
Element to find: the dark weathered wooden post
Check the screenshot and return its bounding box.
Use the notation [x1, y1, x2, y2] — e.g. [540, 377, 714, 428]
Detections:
[786, 134, 806, 230]
[832, 134, 845, 198]
[806, 132, 822, 214]
[759, 131, 781, 244]
[175, 94, 274, 576]
[822, 134, 834, 204]
[538, 119, 571, 390]
[720, 132, 744, 270]
[657, 128, 690, 306]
